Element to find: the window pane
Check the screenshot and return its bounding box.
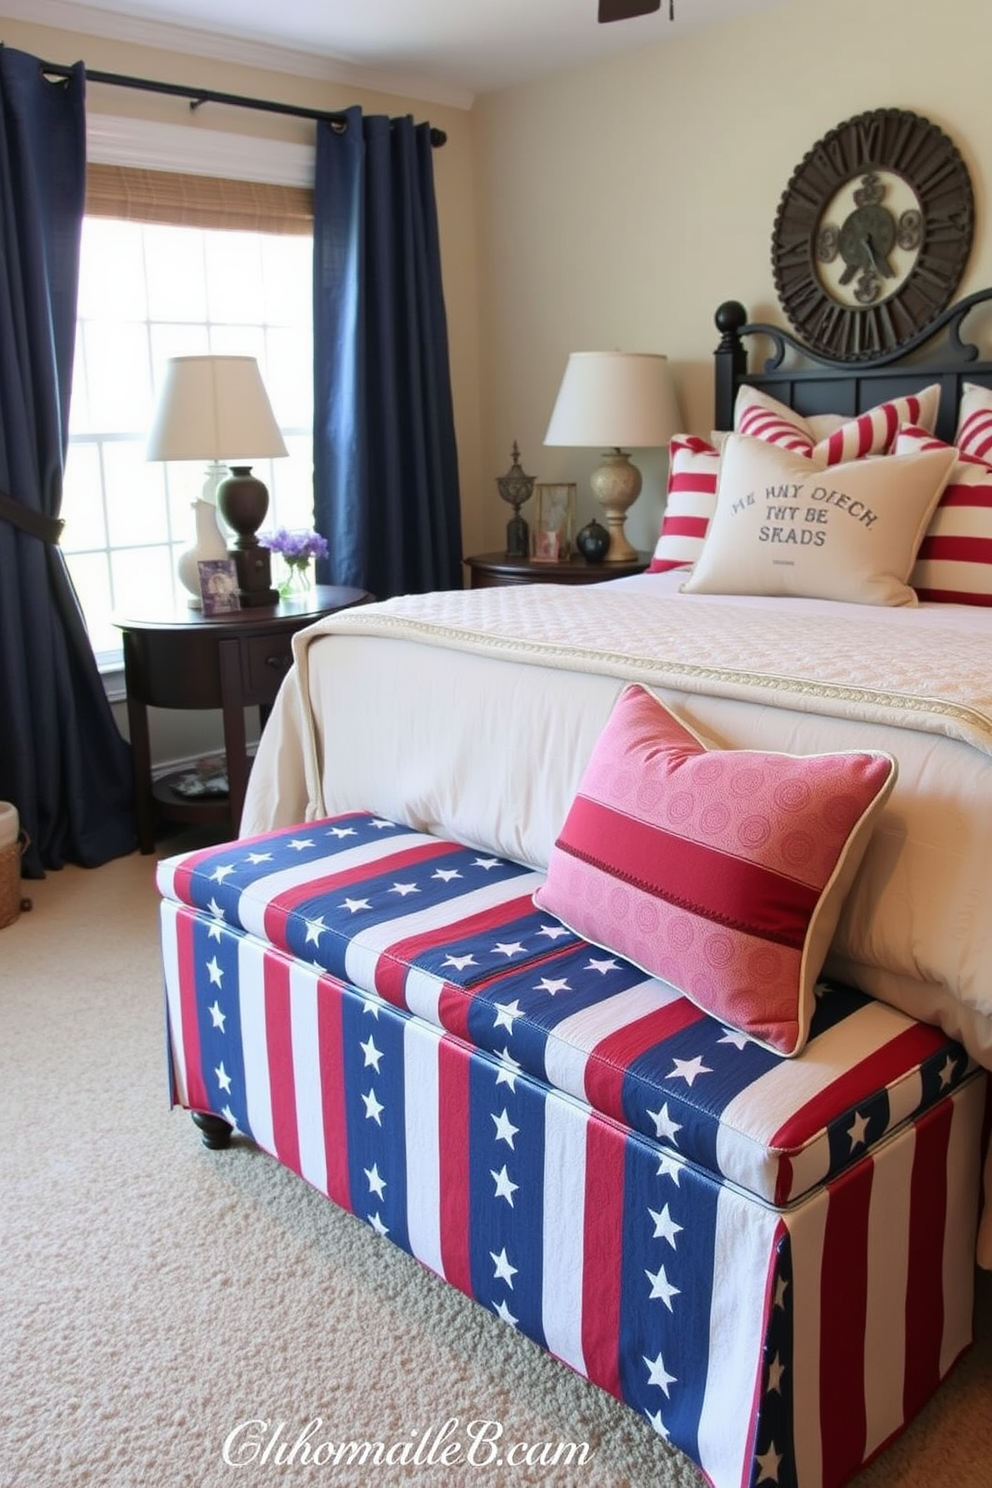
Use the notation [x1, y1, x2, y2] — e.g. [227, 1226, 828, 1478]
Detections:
[104, 440, 168, 547]
[111, 544, 178, 620]
[65, 550, 116, 655]
[144, 225, 207, 322]
[149, 323, 211, 386]
[164, 462, 212, 544]
[208, 325, 266, 360]
[268, 434, 315, 531]
[267, 326, 313, 430]
[77, 218, 147, 321]
[205, 231, 265, 324]
[262, 234, 312, 324]
[85, 323, 154, 433]
[62, 443, 107, 551]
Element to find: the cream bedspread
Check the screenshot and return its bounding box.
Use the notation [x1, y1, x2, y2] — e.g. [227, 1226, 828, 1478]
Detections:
[242, 578, 992, 1262]
[290, 582, 992, 753]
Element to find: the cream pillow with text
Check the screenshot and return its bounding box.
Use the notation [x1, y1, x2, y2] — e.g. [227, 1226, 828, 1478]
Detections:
[682, 434, 956, 605]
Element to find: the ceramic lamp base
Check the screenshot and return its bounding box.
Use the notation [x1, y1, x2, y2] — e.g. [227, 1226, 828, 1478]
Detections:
[177, 497, 229, 607]
[589, 449, 641, 562]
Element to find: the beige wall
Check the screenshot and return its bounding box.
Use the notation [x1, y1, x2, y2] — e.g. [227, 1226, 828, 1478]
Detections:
[472, 0, 992, 555]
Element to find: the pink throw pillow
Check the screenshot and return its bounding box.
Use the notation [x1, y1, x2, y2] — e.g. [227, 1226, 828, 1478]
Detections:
[533, 685, 896, 1057]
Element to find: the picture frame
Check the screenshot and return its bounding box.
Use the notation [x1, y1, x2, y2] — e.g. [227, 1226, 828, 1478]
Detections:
[533, 529, 561, 561]
[533, 482, 576, 559]
[198, 558, 241, 615]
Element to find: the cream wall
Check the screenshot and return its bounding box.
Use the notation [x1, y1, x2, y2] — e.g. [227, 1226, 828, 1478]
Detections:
[472, 0, 992, 556]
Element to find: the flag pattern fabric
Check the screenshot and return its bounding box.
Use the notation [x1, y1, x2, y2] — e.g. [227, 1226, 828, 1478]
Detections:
[158, 813, 977, 1206]
[158, 814, 987, 1488]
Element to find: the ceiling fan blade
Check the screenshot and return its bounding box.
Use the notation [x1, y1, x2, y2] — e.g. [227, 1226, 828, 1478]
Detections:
[598, 0, 662, 21]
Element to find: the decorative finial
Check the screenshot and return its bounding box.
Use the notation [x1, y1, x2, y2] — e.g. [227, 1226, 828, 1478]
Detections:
[496, 441, 535, 558]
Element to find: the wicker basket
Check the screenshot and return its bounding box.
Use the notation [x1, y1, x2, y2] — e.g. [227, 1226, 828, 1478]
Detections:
[0, 832, 27, 929]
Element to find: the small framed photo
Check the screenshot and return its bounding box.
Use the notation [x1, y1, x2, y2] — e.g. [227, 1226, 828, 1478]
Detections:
[534, 482, 576, 559]
[533, 529, 561, 561]
[198, 558, 241, 615]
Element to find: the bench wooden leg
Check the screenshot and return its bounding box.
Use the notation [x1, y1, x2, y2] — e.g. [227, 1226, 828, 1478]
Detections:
[190, 1110, 233, 1149]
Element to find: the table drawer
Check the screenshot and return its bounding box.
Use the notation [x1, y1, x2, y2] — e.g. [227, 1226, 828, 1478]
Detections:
[243, 633, 295, 701]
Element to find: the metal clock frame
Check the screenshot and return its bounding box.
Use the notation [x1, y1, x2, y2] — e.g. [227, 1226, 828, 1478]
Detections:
[770, 108, 974, 364]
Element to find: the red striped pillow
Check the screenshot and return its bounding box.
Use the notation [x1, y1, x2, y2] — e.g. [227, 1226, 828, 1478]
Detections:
[955, 382, 992, 462]
[896, 423, 992, 605]
[649, 434, 719, 572]
[534, 684, 897, 1057]
[734, 384, 941, 464]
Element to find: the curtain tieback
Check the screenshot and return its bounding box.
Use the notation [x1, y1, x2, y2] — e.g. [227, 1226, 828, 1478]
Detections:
[0, 490, 64, 544]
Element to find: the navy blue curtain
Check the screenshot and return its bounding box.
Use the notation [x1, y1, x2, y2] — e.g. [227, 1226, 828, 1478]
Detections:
[312, 107, 462, 598]
[0, 47, 134, 877]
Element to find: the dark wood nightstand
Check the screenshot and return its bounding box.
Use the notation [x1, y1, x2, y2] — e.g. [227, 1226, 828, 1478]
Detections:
[115, 585, 371, 853]
[465, 550, 650, 588]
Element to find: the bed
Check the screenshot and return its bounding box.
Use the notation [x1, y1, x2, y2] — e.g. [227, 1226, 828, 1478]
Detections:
[243, 293, 992, 1099]
[161, 290, 992, 1488]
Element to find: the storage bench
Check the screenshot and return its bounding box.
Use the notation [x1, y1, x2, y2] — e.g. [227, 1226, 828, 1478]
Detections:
[157, 811, 988, 1488]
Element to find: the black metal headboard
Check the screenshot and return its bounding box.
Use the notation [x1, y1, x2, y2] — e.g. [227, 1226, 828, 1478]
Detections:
[713, 287, 992, 442]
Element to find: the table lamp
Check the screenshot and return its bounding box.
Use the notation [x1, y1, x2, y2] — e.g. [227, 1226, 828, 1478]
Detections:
[544, 351, 681, 561]
[147, 355, 289, 607]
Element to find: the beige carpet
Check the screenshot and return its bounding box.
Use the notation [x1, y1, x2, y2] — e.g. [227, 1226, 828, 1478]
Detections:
[1, 841, 990, 1488]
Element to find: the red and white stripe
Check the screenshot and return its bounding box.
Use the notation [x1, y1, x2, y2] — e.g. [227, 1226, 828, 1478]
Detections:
[716, 1000, 958, 1205]
[733, 383, 940, 466]
[788, 1077, 982, 1488]
[402, 1018, 445, 1275]
[898, 424, 992, 605]
[540, 1091, 592, 1376]
[649, 435, 720, 573]
[541, 976, 690, 1114]
[955, 381, 992, 463]
[736, 395, 815, 457]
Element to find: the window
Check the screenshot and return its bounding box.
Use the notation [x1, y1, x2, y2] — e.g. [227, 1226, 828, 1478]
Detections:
[63, 215, 314, 663]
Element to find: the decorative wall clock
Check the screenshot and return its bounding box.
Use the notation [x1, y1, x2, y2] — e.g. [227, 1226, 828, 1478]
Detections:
[770, 108, 974, 362]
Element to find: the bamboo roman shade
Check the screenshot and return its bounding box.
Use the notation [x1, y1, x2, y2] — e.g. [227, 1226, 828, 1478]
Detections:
[85, 164, 313, 234]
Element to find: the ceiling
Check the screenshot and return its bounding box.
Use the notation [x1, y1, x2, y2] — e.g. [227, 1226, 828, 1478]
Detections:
[24, 0, 790, 106]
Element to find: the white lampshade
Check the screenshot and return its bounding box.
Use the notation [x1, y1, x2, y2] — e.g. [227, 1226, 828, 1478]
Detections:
[147, 355, 288, 463]
[543, 351, 680, 451]
[544, 351, 681, 564]
[147, 355, 288, 609]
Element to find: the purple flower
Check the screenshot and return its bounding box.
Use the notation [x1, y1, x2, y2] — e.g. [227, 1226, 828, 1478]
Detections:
[259, 527, 329, 563]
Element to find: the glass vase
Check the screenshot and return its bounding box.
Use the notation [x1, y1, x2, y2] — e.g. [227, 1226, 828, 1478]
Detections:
[279, 559, 313, 599]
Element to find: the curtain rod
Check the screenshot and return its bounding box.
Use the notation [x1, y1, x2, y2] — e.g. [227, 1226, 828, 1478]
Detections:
[40, 61, 447, 146]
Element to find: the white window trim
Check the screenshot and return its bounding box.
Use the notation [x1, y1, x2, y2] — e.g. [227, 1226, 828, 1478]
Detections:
[86, 112, 315, 186]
